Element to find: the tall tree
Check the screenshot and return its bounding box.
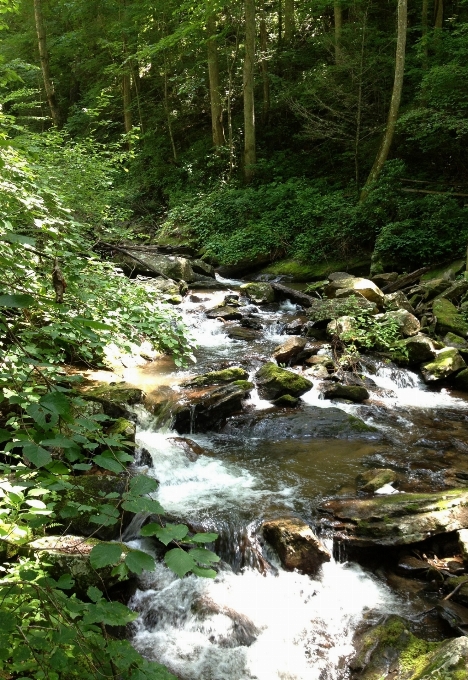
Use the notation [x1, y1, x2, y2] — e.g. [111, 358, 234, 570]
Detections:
[434, 0, 443, 29]
[334, 0, 342, 63]
[33, 0, 61, 127]
[360, 0, 407, 201]
[284, 0, 295, 42]
[207, 12, 225, 147]
[259, 2, 270, 123]
[243, 0, 256, 181]
[122, 35, 132, 136]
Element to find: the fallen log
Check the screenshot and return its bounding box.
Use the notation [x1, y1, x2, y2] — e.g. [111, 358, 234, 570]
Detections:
[270, 282, 316, 307]
[98, 241, 172, 280]
[381, 266, 432, 293]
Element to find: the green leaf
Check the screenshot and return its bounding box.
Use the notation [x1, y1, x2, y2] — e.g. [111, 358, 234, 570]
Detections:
[0, 233, 36, 246]
[0, 429, 11, 444]
[86, 586, 103, 602]
[164, 548, 196, 578]
[89, 542, 123, 569]
[129, 474, 159, 495]
[189, 547, 220, 565]
[22, 443, 52, 468]
[140, 523, 188, 545]
[40, 435, 79, 448]
[121, 497, 164, 514]
[0, 293, 35, 308]
[74, 318, 113, 330]
[56, 574, 74, 590]
[190, 532, 218, 544]
[191, 565, 217, 578]
[124, 549, 155, 575]
[0, 611, 16, 633]
[26, 403, 58, 430]
[40, 392, 71, 417]
[93, 454, 125, 473]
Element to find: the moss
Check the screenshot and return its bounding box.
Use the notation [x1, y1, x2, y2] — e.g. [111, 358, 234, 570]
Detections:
[81, 383, 144, 417]
[239, 282, 275, 303]
[107, 417, 136, 442]
[272, 394, 299, 407]
[259, 256, 371, 282]
[433, 298, 468, 338]
[187, 367, 249, 387]
[256, 362, 313, 399]
[420, 259, 465, 282]
[347, 415, 377, 432]
[232, 380, 254, 391]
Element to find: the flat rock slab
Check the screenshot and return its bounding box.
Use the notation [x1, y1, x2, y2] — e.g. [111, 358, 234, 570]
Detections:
[318, 489, 468, 548]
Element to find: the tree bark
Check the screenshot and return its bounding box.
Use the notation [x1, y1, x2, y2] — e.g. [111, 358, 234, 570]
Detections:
[243, 0, 256, 181]
[434, 0, 443, 29]
[260, 3, 270, 124]
[207, 13, 225, 147]
[422, 0, 429, 69]
[284, 0, 294, 42]
[33, 0, 61, 128]
[122, 36, 132, 136]
[360, 0, 407, 202]
[334, 0, 342, 64]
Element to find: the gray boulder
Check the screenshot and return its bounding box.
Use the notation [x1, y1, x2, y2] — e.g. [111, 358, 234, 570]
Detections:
[421, 347, 466, 382]
[262, 517, 331, 575]
[322, 383, 369, 402]
[273, 337, 308, 364]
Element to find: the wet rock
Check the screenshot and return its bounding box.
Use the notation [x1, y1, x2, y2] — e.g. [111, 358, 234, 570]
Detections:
[318, 489, 468, 548]
[453, 368, 468, 391]
[167, 437, 205, 462]
[305, 355, 334, 368]
[226, 326, 261, 341]
[421, 348, 466, 383]
[307, 297, 377, 324]
[223, 293, 241, 306]
[325, 277, 385, 306]
[383, 290, 415, 314]
[327, 315, 360, 338]
[192, 596, 260, 648]
[174, 382, 253, 433]
[239, 282, 275, 304]
[262, 517, 331, 575]
[396, 555, 430, 577]
[240, 317, 263, 330]
[206, 306, 243, 321]
[372, 272, 399, 287]
[433, 298, 468, 338]
[191, 259, 215, 278]
[223, 408, 379, 440]
[357, 468, 398, 493]
[403, 334, 437, 365]
[114, 250, 195, 282]
[184, 367, 248, 387]
[140, 276, 186, 304]
[273, 337, 308, 364]
[271, 394, 299, 407]
[81, 383, 144, 418]
[255, 363, 313, 400]
[443, 575, 468, 608]
[284, 318, 305, 335]
[24, 536, 129, 595]
[436, 278, 468, 303]
[382, 310, 421, 337]
[458, 529, 468, 568]
[437, 600, 468, 635]
[107, 417, 136, 443]
[444, 332, 468, 350]
[323, 383, 369, 403]
[304, 364, 330, 379]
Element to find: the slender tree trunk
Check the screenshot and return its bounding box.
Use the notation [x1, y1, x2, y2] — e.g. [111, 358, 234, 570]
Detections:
[334, 0, 343, 64]
[207, 13, 225, 147]
[360, 0, 407, 202]
[243, 0, 256, 181]
[163, 55, 177, 163]
[226, 29, 240, 179]
[355, 5, 369, 189]
[33, 0, 61, 128]
[422, 0, 429, 69]
[278, 0, 282, 47]
[434, 0, 443, 29]
[122, 36, 132, 136]
[284, 0, 294, 42]
[260, 3, 270, 124]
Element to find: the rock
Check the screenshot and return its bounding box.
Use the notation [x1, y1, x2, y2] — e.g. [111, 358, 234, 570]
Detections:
[222, 408, 379, 440]
[403, 334, 437, 365]
[173, 382, 253, 433]
[191, 259, 215, 278]
[421, 259, 466, 282]
[372, 272, 399, 287]
[271, 394, 299, 407]
[328, 271, 355, 282]
[262, 518, 331, 575]
[307, 297, 377, 324]
[443, 576, 468, 607]
[458, 529, 468, 568]
[81, 383, 144, 418]
[114, 251, 195, 282]
[444, 332, 468, 349]
[24, 536, 129, 595]
[357, 468, 398, 493]
[436, 278, 468, 303]
[240, 317, 263, 330]
[239, 282, 275, 304]
[418, 278, 451, 301]
[107, 417, 136, 443]
[167, 437, 205, 462]
[206, 305, 243, 321]
[140, 276, 186, 304]
[437, 600, 468, 635]
[255, 363, 313, 400]
[272, 337, 308, 364]
[318, 489, 468, 548]
[327, 315, 360, 338]
[433, 298, 468, 338]
[334, 288, 367, 302]
[323, 383, 369, 402]
[284, 318, 306, 335]
[325, 277, 385, 306]
[224, 293, 240, 306]
[382, 310, 421, 337]
[396, 555, 430, 577]
[226, 326, 261, 341]
[383, 290, 415, 314]
[304, 364, 330, 379]
[421, 347, 466, 382]
[453, 368, 468, 391]
[184, 367, 249, 387]
[305, 355, 335, 368]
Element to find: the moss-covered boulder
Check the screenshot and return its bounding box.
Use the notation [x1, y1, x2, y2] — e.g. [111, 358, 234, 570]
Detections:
[113, 250, 196, 282]
[421, 347, 466, 383]
[442, 575, 468, 608]
[323, 383, 369, 402]
[81, 383, 144, 418]
[191, 259, 215, 278]
[433, 298, 468, 338]
[356, 468, 398, 493]
[318, 489, 468, 548]
[453, 368, 468, 391]
[24, 535, 129, 596]
[444, 332, 468, 349]
[383, 310, 420, 337]
[107, 417, 136, 443]
[239, 282, 275, 304]
[140, 276, 186, 304]
[185, 367, 249, 387]
[262, 517, 331, 575]
[421, 258, 465, 282]
[255, 363, 313, 400]
[403, 334, 436, 365]
[383, 291, 415, 314]
[271, 394, 299, 407]
[307, 297, 377, 324]
[257, 257, 371, 282]
[226, 326, 261, 341]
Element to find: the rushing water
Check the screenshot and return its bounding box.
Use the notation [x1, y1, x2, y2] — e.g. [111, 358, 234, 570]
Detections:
[123, 283, 468, 679]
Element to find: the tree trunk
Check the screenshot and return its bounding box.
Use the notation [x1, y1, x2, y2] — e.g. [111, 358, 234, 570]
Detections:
[243, 0, 256, 181]
[260, 3, 270, 124]
[207, 13, 225, 147]
[434, 0, 443, 29]
[284, 0, 294, 42]
[422, 0, 429, 69]
[360, 0, 407, 202]
[122, 36, 132, 136]
[334, 0, 342, 63]
[33, 0, 61, 128]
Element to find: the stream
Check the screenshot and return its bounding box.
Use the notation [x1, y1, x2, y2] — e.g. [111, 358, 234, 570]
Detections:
[119, 280, 468, 680]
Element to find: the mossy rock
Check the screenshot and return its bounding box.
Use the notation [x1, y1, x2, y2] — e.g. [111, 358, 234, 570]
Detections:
[433, 298, 468, 338]
[453, 368, 468, 391]
[444, 332, 468, 349]
[258, 257, 371, 282]
[322, 383, 369, 403]
[421, 347, 466, 383]
[81, 383, 144, 418]
[232, 380, 255, 390]
[307, 297, 377, 324]
[185, 367, 249, 387]
[420, 259, 465, 282]
[357, 468, 398, 493]
[107, 417, 136, 443]
[256, 363, 312, 400]
[239, 282, 275, 304]
[272, 394, 299, 407]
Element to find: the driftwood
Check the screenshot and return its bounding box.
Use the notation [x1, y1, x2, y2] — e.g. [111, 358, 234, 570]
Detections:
[443, 578, 468, 602]
[381, 266, 432, 294]
[99, 241, 171, 280]
[270, 282, 316, 307]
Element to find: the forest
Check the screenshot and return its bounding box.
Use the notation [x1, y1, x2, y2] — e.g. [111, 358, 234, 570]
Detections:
[1, 0, 468, 679]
